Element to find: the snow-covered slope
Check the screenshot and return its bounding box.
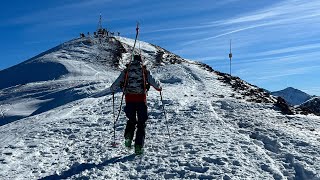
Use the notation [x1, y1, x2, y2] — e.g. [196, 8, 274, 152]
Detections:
[0, 36, 320, 179]
[0, 37, 122, 125]
[272, 87, 311, 106]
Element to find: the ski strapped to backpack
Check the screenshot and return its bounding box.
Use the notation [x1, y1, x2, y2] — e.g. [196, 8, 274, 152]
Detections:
[119, 65, 150, 92]
[112, 22, 140, 147]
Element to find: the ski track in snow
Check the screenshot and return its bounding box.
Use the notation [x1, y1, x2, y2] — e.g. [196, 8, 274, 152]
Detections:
[0, 37, 320, 180]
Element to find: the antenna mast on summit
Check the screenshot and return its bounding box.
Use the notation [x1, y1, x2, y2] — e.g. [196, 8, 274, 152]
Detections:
[97, 13, 102, 30]
[228, 39, 233, 76]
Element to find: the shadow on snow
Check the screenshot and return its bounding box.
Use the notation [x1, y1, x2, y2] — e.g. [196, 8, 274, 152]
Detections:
[39, 154, 136, 180]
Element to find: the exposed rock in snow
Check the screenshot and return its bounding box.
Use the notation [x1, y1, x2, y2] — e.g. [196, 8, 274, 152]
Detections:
[275, 96, 294, 115]
[298, 97, 320, 116]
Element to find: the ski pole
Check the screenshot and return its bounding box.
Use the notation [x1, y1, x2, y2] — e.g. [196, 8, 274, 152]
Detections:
[160, 91, 172, 142]
[112, 92, 117, 147]
[113, 92, 115, 122]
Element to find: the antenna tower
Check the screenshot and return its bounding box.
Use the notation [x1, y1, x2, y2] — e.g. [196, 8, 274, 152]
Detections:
[97, 13, 102, 31]
[228, 39, 233, 76]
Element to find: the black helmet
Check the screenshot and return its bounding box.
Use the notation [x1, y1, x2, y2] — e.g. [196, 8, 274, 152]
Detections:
[134, 55, 142, 62]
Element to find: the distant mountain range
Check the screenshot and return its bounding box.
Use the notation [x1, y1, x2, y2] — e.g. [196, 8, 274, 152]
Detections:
[272, 87, 320, 116]
[271, 87, 312, 106]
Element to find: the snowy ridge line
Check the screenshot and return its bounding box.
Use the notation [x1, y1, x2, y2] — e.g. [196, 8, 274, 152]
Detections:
[193, 61, 276, 102]
[115, 36, 186, 69]
[192, 60, 320, 116]
[0, 36, 320, 179]
[0, 36, 126, 125]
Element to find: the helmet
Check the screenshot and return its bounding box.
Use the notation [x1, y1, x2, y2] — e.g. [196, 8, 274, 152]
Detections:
[134, 55, 142, 62]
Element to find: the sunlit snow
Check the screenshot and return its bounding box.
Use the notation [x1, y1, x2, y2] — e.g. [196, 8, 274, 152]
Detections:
[0, 36, 319, 179]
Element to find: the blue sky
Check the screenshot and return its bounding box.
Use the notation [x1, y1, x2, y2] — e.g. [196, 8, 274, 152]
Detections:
[1, 0, 320, 95]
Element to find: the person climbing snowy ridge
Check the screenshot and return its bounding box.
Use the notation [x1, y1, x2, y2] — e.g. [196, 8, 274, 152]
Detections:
[110, 54, 162, 155]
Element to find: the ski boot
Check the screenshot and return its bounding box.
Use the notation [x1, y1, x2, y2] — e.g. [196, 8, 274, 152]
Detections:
[124, 138, 132, 148]
[134, 145, 144, 155]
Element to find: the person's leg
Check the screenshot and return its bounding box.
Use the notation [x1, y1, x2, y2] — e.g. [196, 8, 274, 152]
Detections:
[135, 102, 148, 147]
[124, 103, 137, 142]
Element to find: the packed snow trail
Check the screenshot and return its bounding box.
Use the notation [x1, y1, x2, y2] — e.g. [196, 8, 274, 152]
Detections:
[0, 37, 319, 179]
[1, 62, 319, 179]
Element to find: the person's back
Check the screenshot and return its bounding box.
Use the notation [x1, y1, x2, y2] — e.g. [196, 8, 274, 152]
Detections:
[125, 60, 145, 94]
[110, 55, 161, 154]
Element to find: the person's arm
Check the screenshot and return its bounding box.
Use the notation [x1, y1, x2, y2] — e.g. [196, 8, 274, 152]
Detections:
[147, 70, 162, 91]
[110, 71, 125, 92]
[90, 71, 125, 98]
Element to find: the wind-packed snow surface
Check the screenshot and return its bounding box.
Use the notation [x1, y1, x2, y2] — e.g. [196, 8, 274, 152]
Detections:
[0, 36, 320, 179]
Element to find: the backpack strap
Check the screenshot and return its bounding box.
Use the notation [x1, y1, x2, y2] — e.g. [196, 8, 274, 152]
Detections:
[142, 65, 150, 92]
[120, 66, 130, 91]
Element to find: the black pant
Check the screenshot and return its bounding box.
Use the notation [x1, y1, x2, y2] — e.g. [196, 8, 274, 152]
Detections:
[124, 102, 148, 146]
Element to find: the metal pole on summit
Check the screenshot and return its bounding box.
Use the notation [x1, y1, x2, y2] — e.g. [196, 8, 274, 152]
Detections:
[229, 39, 233, 76]
[160, 91, 172, 142]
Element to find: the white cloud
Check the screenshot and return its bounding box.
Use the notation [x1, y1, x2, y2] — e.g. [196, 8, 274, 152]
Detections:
[211, 0, 320, 27]
[301, 87, 320, 96]
[179, 0, 320, 47]
[181, 22, 273, 46]
[253, 65, 320, 81]
[252, 43, 320, 57]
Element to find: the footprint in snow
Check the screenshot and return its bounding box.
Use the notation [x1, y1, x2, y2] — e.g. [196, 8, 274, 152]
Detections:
[3, 152, 13, 156]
